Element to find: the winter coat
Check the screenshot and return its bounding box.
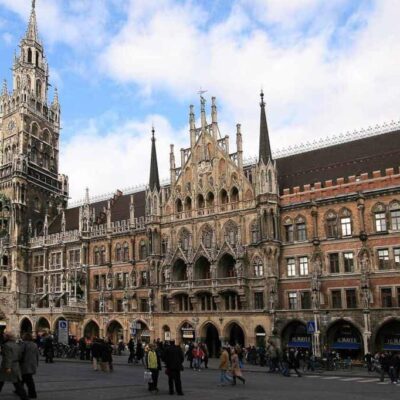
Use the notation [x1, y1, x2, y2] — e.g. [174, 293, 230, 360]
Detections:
[20, 341, 39, 375]
[0, 340, 23, 383]
[164, 345, 184, 371]
[91, 340, 102, 359]
[219, 350, 229, 370]
[231, 353, 243, 377]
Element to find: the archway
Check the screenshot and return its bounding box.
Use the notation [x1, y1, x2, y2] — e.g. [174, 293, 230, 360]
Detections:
[375, 319, 400, 352]
[36, 317, 50, 335]
[281, 320, 311, 350]
[218, 254, 236, 278]
[84, 320, 100, 339]
[203, 323, 220, 357]
[172, 259, 187, 281]
[255, 325, 266, 348]
[131, 320, 150, 343]
[227, 322, 245, 347]
[107, 320, 124, 344]
[180, 322, 195, 344]
[20, 318, 33, 336]
[326, 319, 363, 359]
[194, 256, 211, 280]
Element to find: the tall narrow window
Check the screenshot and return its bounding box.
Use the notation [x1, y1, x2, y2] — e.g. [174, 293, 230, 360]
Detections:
[253, 258, 264, 277]
[288, 292, 297, 310]
[394, 248, 400, 268]
[301, 292, 311, 309]
[381, 288, 393, 308]
[296, 223, 307, 241]
[340, 217, 352, 236]
[326, 217, 338, 238]
[285, 224, 294, 242]
[299, 257, 308, 276]
[329, 253, 340, 273]
[287, 258, 296, 277]
[391, 208, 400, 230]
[375, 212, 387, 232]
[346, 289, 357, 308]
[377, 249, 390, 270]
[254, 292, 264, 310]
[343, 252, 354, 273]
[331, 290, 342, 308]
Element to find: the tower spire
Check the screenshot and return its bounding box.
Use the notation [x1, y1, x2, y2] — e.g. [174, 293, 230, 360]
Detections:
[26, 0, 39, 42]
[149, 126, 160, 192]
[259, 90, 272, 164]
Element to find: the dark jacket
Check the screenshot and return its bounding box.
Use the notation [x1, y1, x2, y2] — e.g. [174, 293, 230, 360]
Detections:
[20, 341, 39, 375]
[165, 345, 184, 371]
[91, 340, 102, 359]
[0, 340, 23, 383]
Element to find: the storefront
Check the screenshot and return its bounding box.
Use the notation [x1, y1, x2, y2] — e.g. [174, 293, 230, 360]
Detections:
[327, 320, 362, 358]
[375, 320, 400, 352]
[282, 321, 311, 350]
[131, 320, 151, 343]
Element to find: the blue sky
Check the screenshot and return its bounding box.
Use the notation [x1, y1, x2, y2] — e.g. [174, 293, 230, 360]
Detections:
[0, 0, 399, 201]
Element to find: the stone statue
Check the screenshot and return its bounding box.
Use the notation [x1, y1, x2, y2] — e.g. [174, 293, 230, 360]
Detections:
[235, 260, 244, 279]
[106, 272, 113, 290]
[360, 252, 369, 272]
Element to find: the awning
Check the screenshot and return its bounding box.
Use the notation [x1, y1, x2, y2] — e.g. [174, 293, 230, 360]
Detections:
[331, 342, 361, 350]
[383, 344, 400, 351]
[288, 341, 311, 348]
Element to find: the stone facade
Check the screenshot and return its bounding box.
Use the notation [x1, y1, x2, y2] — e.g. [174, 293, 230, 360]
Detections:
[0, 2, 400, 358]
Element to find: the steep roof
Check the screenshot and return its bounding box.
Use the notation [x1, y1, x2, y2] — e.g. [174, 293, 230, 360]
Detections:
[276, 129, 400, 191]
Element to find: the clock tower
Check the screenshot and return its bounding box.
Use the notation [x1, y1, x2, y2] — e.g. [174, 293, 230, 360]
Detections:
[0, 0, 68, 301]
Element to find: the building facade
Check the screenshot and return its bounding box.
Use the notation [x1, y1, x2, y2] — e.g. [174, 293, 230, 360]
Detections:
[1, 3, 400, 357]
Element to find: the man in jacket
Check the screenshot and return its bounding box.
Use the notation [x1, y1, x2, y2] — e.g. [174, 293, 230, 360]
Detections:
[164, 340, 184, 395]
[218, 346, 232, 386]
[20, 332, 39, 399]
[42, 332, 54, 363]
[127, 337, 135, 364]
[0, 331, 28, 400]
[91, 337, 102, 371]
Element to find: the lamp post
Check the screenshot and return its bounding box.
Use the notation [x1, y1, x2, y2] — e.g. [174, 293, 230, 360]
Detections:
[361, 281, 371, 355]
[312, 287, 321, 358]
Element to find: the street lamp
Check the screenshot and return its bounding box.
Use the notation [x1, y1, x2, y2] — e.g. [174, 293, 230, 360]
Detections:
[312, 287, 321, 358]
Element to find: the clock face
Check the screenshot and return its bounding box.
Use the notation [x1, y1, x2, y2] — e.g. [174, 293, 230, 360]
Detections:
[7, 120, 16, 133]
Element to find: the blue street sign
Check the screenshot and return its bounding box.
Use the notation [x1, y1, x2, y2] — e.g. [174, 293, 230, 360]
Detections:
[307, 321, 315, 334]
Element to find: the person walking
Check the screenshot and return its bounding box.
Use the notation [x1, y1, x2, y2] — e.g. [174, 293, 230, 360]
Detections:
[231, 348, 245, 385]
[164, 340, 184, 395]
[43, 332, 54, 363]
[136, 341, 144, 366]
[78, 336, 86, 360]
[218, 346, 233, 386]
[20, 333, 39, 399]
[128, 337, 135, 364]
[146, 343, 162, 393]
[91, 337, 102, 371]
[0, 331, 28, 400]
[192, 344, 204, 371]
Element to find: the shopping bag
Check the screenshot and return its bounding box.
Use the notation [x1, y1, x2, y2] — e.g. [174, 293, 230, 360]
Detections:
[144, 369, 153, 383]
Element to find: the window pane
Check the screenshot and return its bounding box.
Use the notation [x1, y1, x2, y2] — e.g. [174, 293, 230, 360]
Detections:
[341, 217, 352, 236]
[254, 292, 264, 309]
[331, 290, 342, 308]
[381, 288, 392, 307]
[327, 219, 337, 238]
[346, 289, 357, 308]
[329, 253, 340, 273]
[285, 225, 294, 242]
[391, 210, 400, 231]
[297, 223, 307, 241]
[395, 248, 400, 268]
[375, 213, 387, 232]
[301, 292, 311, 309]
[343, 252, 354, 273]
[288, 292, 297, 309]
[287, 258, 296, 277]
[378, 249, 390, 270]
[299, 257, 308, 276]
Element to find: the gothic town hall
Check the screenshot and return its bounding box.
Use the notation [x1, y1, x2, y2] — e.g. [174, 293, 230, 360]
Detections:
[1, 3, 400, 358]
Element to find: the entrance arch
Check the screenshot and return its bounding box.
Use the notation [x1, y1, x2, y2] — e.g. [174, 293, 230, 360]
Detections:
[84, 320, 100, 339]
[107, 320, 124, 343]
[194, 256, 211, 280]
[375, 319, 400, 352]
[36, 317, 50, 334]
[326, 319, 363, 358]
[226, 322, 245, 347]
[20, 318, 33, 336]
[281, 320, 311, 350]
[255, 325, 266, 348]
[202, 323, 221, 357]
[218, 254, 236, 278]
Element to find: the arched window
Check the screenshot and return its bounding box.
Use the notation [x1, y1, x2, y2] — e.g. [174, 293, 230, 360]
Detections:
[123, 242, 129, 261]
[283, 217, 294, 242]
[31, 123, 39, 137]
[295, 216, 307, 241]
[93, 247, 100, 265]
[28, 48, 32, 63]
[224, 220, 238, 246]
[206, 192, 214, 208]
[115, 243, 122, 262]
[220, 189, 228, 205]
[325, 211, 338, 238]
[2, 277, 7, 288]
[176, 198, 183, 214]
[251, 219, 260, 243]
[372, 203, 387, 232]
[36, 79, 42, 98]
[253, 257, 264, 277]
[389, 201, 400, 231]
[35, 51, 39, 67]
[339, 208, 352, 237]
[139, 240, 147, 260]
[231, 187, 239, 203]
[100, 246, 106, 264]
[197, 194, 205, 209]
[201, 225, 213, 248]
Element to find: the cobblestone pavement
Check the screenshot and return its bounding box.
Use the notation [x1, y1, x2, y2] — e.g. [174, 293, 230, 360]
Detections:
[0, 359, 398, 400]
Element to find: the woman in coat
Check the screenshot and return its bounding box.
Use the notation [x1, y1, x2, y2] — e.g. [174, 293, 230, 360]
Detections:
[231, 348, 245, 385]
[20, 332, 39, 399]
[145, 343, 162, 392]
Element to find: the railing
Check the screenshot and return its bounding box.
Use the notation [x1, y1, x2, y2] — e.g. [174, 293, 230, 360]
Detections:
[193, 279, 212, 287]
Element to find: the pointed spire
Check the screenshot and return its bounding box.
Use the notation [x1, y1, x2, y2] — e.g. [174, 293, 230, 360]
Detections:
[84, 187, 90, 205]
[1, 80, 7, 97]
[26, 0, 39, 42]
[52, 87, 59, 108]
[149, 126, 160, 192]
[200, 95, 207, 129]
[259, 90, 272, 164]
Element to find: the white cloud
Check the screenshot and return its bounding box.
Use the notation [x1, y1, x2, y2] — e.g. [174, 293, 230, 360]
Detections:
[60, 113, 187, 201]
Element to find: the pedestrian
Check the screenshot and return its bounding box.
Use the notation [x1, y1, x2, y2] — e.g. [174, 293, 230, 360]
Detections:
[192, 344, 204, 371]
[43, 332, 54, 363]
[218, 346, 233, 386]
[164, 340, 184, 396]
[128, 337, 135, 364]
[201, 343, 209, 369]
[20, 332, 39, 399]
[78, 336, 86, 360]
[146, 343, 162, 393]
[231, 348, 245, 385]
[91, 337, 102, 371]
[364, 352, 372, 372]
[136, 340, 144, 366]
[118, 337, 125, 356]
[0, 331, 29, 400]
[186, 342, 194, 369]
[106, 338, 114, 372]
